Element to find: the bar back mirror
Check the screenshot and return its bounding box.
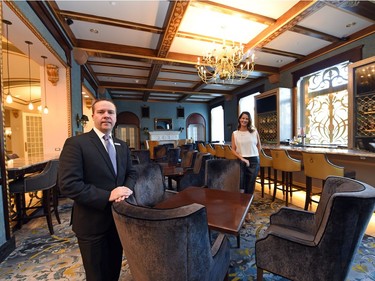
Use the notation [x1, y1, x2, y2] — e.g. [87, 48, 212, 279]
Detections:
[154, 118, 172, 130]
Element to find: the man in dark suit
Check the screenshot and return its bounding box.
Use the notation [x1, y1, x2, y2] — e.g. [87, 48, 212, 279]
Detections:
[59, 99, 137, 281]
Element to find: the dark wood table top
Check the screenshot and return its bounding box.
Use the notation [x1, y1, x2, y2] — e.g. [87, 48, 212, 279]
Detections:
[160, 164, 184, 177]
[155, 187, 253, 235]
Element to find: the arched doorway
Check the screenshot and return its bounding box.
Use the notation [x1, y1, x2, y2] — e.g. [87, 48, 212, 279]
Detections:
[115, 111, 140, 149]
[186, 113, 206, 142]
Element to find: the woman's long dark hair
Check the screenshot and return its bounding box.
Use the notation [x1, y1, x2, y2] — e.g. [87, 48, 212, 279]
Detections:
[237, 111, 255, 133]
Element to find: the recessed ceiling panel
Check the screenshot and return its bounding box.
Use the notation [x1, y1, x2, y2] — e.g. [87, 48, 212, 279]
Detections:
[265, 30, 332, 56]
[298, 5, 374, 38]
[55, 0, 169, 27]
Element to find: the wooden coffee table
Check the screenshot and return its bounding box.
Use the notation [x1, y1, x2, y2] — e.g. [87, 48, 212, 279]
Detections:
[156, 186, 253, 247]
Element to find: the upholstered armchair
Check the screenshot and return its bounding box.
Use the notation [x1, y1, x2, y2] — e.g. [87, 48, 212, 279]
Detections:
[204, 159, 245, 192]
[131, 149, 150, 164]
[177, 152, 212, 191]
[180, 150, 198, 170]
[112, 201, 230, 281]
[255, 176, 375, 281]
[128, 163, 175, 207]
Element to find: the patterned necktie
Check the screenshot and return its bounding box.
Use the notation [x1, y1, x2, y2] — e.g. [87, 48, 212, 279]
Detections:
[103, 134, 117, 175]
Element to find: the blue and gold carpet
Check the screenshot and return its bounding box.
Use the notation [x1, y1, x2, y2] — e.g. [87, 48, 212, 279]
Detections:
[1, 191, 375, 280]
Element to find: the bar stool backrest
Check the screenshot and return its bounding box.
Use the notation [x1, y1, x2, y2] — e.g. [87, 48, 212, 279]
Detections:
[205, 143, 216, 156]
[197, 142, 207, 153]
[302, 152, 344, 180]
[214, 144, 225, 158]
[259, 149, 272, 167]
[270, 149, 301, 172]
[24, 159, 59, 192]
[223, 145, 237, 160]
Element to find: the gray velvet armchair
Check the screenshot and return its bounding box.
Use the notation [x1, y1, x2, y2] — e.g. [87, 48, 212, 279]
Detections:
[255, 176, 375, 281]
[128, 162, 175, 207]
[112, 201, 230, 281]
[177, 152, 212, 191]
[204, 159, 245, 192]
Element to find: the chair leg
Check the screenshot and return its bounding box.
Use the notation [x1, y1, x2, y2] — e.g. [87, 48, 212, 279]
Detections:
[267, 167, 272, 191]
[43, 189, 54, 235]
[236, 234, 240, 248]
[260, 167, 265, 197]
[257, 267, 264, 281]
[305, 176, 312, 210]
[53, 185, 61, 224]
[272, 170, 277, 201]
[284, 172, 289, 207]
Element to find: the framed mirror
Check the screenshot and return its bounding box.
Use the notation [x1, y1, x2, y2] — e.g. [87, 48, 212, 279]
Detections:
[154, 118, 172, 130]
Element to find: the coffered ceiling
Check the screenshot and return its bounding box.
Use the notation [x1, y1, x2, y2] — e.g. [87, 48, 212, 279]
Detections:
[3, 1, 375, 104]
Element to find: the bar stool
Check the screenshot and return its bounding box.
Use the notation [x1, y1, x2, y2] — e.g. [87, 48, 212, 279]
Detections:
[223, 145, 237, 160]
[302, 151, 356, 210]
[9, 159, 60, 234]
[259, 149, 273, 198]
[205, 143, 216, 157]
[198, 142, 207, 153]
[214, 144, 225, 158]
[270, 149, 302, 206]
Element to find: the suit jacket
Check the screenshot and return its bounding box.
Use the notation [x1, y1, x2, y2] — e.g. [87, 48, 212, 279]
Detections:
[58, 130, 137, 237]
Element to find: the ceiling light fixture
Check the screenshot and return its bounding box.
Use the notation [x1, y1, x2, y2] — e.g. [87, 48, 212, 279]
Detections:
[26, 41, 34, 110]
[41, 55, 49, 114]
[196, 39, 255, 84]
[3, 19, 13, 104]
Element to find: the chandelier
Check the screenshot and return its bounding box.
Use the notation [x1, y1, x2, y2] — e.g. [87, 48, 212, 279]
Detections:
[196, 40, 255, 84]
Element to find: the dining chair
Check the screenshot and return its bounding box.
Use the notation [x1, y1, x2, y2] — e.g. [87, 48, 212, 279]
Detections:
[9, 159, 60, 235]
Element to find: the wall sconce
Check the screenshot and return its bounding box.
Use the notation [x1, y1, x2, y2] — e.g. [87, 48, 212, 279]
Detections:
[179, 127, 184, 132]
[143, 127, 149, 134]
[5, 127, 12, 138]
[76, 114, 89, 128]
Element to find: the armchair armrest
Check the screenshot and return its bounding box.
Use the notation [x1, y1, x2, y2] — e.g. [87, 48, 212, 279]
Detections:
[211, 233, 227, 256]
[270, 207, 315, 233]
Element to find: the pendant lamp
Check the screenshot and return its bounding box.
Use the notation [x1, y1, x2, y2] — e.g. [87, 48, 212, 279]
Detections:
[3, 20, 13, 104]
[26, 41, 34, 110]
[41, 56, 49, 114]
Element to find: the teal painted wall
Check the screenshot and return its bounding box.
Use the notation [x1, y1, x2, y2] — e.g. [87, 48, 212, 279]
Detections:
[115, 101, 209, 145]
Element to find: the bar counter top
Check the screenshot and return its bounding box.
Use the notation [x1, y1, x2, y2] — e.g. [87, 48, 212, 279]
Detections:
[262, 144, 375, 159]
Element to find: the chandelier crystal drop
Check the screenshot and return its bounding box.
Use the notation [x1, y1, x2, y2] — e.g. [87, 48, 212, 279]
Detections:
[196, 39, 255, 84]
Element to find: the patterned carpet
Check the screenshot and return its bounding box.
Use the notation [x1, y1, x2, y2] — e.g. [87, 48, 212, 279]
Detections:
[1, 191, 375, 280]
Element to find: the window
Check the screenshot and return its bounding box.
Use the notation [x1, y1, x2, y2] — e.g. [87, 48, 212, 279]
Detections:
[239, 93, 260, 122]
[297, 61, 349, 146]
[211, 105, 224, 142]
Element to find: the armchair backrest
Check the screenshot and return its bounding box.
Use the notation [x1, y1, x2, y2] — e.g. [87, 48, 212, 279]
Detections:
[313, 177, 375, 276]
[129, 163, 166, 207]
[112, 201, 214, 281]
[24, 159, 59, 192]
[180, 150, 197, 169]
[204, 159, 244, 192]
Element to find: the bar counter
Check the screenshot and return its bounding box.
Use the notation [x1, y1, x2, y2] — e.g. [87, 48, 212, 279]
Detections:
[262, 144, 375, 187]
